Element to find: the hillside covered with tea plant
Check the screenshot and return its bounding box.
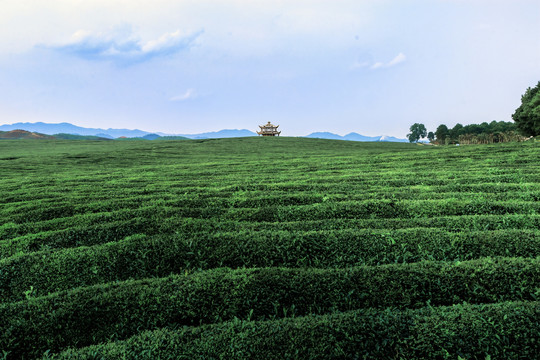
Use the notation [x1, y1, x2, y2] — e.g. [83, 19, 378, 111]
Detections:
[0, 137, 539, 359]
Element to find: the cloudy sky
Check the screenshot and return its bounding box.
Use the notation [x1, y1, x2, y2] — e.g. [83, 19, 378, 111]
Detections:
[1, 0, 539, 137]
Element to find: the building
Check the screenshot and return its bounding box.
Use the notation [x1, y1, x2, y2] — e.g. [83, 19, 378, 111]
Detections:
[257, 122, 281, 136]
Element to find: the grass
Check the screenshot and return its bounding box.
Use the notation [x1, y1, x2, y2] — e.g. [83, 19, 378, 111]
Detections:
[0, 137, 538, 359]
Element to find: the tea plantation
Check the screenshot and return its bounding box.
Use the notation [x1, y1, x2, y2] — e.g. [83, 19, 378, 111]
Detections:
[0, 137, 539, 359]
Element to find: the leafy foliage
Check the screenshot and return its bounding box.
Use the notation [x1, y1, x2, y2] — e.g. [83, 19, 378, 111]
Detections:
[47, 302, 540, 360]
[433, 121, 521, 144]
[512, 81, 540, 136]
[2, 258, 539, 358]
[0, 138, 538, 358]
[435, 124, 449, 144]
[407, 123, 427, 142]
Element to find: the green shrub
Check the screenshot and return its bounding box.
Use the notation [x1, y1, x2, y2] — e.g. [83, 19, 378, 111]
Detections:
[2, 229, 539, 302]
[1, 258, 538, 358]
[44, 301, 540, 360]
[1, 137, 539, 359]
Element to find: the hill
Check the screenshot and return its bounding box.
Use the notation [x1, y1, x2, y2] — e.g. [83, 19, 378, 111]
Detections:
[171, 129, 257, 139]
[306, 131, 408, 142]
[53, 133, 113, 140]
[1, 138, 538, 358]
[0, 129, 54, 139]
[141, 134, 189, 140]
[0, 130, 113, 140]
[0, 122, 150, 138]
[0, 122, 408, 141]
[0, 122, 255, 139]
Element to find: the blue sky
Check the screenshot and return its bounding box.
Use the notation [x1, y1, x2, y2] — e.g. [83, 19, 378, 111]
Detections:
[1, 0, 539, 137]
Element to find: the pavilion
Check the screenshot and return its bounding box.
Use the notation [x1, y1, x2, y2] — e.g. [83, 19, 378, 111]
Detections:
[257, 122, 281, 136]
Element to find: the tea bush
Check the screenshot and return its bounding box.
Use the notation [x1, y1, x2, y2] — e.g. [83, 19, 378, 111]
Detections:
[0, 138, 538, 358]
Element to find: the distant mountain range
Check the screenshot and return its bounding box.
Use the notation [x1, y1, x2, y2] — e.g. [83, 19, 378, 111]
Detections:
[162, 129, 258, 139]
[305, 132, 407, 142]
[0, 122, 408, 142]
[0, 122, 150, 138]
[0, 122, 255, 140]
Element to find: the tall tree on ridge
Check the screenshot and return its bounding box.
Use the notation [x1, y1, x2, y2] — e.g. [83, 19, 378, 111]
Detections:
[512, 81, 540, 137]
[435, 124, 449, 144]
[407, 123, 427, 143]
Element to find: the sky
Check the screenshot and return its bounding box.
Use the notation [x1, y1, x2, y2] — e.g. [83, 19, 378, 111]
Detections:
[0, 0, 539, 137]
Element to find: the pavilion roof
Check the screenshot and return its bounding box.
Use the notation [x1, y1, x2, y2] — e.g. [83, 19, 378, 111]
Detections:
[259, 121, 279, 128]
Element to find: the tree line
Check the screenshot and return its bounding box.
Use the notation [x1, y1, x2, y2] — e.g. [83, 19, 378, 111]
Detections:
[407, 121, 524, 145]
[407, 81, 540, 144]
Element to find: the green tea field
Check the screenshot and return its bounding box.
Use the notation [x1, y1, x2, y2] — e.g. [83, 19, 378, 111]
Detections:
[0, 137, 539, 359]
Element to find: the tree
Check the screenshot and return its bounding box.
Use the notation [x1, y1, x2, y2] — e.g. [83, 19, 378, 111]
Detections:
[427, 131, 435, 143]
[512, 81, 540, 137]
[407, 123, 427, 143]
[449, 123, 463, 141]
[435, 124, 449, 144]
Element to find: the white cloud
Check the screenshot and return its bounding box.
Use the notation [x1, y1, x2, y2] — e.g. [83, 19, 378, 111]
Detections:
[170, 89, 197, 102]
[387, 52, 406, 66]
[0, 1, 375, 56]
[46, 26, 203, 65]
[141, 30, 191, 54]
[352, 52, 407, 70]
